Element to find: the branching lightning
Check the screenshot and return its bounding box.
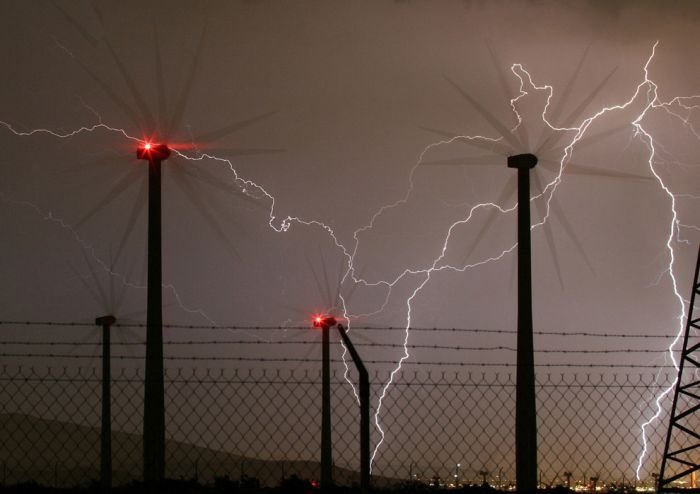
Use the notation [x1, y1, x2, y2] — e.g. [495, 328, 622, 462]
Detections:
[342, 41, 697, 477]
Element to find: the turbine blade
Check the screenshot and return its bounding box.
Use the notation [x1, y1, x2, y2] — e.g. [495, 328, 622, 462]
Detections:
[532, 173, 565, 291]
[116, 325, 144, 357]
[564, 162, 652, 181]
[192, 111, 279, 145]
[116, 312, 144, 327]
[102, 38, 155, 131]
[112, 174, 147, 267]
[59, 155, 114, 175]
[306, 251, 332, 310]
[152, 19, 168, 135]
[333, 254, 348, 309]
[573, 123, 631, 151]
[461, 179, 517, 266]
[212, 147, 286, 158]
[73, 330, 100, 359]
[545, 42, 592, 126]
[418, 126, 510, 155]
[177, 162, 266, 211]
[108, 248, 116, 312]
[419, 156, 500, 167]
[68, 260, 106, 310]
[418, 126, 461, 140]
[559, 65, 619, 129]
[304, 254, 325, 312]
[90, 0, 105, 29]
[280, 303, 311, 319]
[319, 252, 335, 311]
[50, 1, 99, 47]
[538, 65, 619, 156]
[168, 161, 241, 259]
[515, 121, 530, 153]
[74, 168, 140, 230]
[484, 40, 529, 148]
[73, 56, 143, 129]
[114, 253, 141, 313]
[276, 329, 314, 343]
[544, 181, 596, 276]
[485, 39, 517, 101]
[535, 158, 561, 174]
[443, 75, 521, 151]
[166, 18, 209, 138]
[342, 273, 362, 309]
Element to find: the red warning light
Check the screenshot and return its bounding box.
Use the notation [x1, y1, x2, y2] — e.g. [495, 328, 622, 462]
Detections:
[312, 315, 337, 328]
[136, 142, 171, 161]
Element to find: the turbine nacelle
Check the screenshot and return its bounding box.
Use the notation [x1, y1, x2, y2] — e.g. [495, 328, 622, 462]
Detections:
[507, 153, 538, 169]
[137, 143, 171, 161]
[95, 315, 116, 326]
[313, 315, 337, 328]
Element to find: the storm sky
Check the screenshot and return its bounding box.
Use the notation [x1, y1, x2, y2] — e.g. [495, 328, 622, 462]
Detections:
[1, 0, 699, 481]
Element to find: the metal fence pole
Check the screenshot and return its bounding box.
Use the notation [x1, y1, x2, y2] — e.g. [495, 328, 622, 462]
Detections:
[337, 324, 370, 492]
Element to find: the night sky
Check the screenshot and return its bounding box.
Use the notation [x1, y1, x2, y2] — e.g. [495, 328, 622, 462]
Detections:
[1, 0, 699, 482]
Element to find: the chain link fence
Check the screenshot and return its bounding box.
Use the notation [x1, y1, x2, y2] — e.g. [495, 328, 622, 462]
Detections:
[0, 364, 675, 489]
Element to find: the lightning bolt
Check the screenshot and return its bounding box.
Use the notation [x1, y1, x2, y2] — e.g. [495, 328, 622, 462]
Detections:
[629, 44, 688, 481]
[0, 118, 359, 338]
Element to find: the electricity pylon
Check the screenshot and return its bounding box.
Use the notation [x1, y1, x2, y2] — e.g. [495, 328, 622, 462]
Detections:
[658, 244, 700, 493]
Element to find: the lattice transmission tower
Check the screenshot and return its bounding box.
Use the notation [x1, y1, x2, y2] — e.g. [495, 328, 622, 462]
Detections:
[658, 244, 700, 493]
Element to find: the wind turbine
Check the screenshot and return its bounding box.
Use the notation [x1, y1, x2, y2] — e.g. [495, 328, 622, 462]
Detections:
[52, 3, 282, 483]
[69, 249, 145, 487]
[279, 250, 371, 489]
[420, 44, 652, 492]
[308, 258, 370, 493]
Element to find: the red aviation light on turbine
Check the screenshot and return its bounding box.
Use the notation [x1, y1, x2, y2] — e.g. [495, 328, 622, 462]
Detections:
[312, 315, 337, 328]
[137, 142, 171, 161]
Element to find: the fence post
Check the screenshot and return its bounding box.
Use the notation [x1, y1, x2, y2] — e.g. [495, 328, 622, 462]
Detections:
[336, 324, 370, 492]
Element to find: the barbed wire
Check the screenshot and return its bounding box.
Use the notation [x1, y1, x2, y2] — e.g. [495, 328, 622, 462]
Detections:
[0, 353, 678, 368]
[0, 340, 677, 354]
[0, 320, 680, 338]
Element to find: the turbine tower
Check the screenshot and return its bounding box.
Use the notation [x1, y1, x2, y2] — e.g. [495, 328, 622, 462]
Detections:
[96, 314, 116, 489]
[137, 142, 170, 483]
[508, 152, 538, 493]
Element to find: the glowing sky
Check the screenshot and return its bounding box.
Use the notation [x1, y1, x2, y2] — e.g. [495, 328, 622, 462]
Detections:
[1, 0, 699, 481]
